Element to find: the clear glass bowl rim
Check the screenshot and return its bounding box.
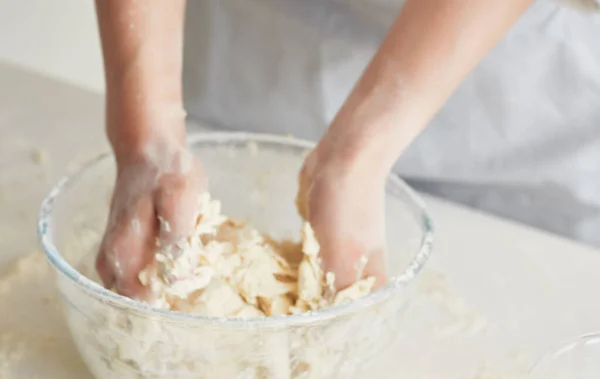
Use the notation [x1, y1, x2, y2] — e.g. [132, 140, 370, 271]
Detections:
[528, 332, 600, 375]
[38, 132, 434, 328]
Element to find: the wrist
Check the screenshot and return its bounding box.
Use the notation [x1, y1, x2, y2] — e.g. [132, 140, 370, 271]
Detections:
[317, 117, 412, 183]
[106, 97, 187, 167]
[313, 129, 391, 185]
[319, 81, 431, 179]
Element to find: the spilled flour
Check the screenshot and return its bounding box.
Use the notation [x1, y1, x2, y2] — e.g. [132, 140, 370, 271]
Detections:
[137, 193, 375, 317]
[0, 252, 527, 379]
[0, 252, 91, 379]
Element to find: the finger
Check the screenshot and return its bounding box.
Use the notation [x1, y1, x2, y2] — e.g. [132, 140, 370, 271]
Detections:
[296, 151, 318, 220]
[96, 249, 115, 290]
[296, 177, 310, 220]
[320, 239, 367, 290]
[319, 238, 387, 290]
[155, 164, 204, 246]
[308, 182, 387, 290]
[362, 248, 388, 289]
[154, 178, 196, 245]
[98, 195, 157, 299]
[309, 210, 363, 289]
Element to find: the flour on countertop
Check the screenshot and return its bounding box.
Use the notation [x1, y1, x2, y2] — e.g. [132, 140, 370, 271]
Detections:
[469, 363, 528, 379]
[0, 251, 527, 379]
[0, 252, 91, 379]
[418, 268, 490, 338]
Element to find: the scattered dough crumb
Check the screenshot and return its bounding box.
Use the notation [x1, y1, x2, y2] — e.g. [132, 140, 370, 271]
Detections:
[30, 148, 48, 166]
[418, 269, 491, 338]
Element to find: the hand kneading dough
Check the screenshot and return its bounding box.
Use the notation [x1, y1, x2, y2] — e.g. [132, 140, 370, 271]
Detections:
[138, 193, 375, 317]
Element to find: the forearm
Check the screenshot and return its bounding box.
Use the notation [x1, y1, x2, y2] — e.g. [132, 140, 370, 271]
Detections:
[326, 0, 533, 176]
[95, 0, 187, 159]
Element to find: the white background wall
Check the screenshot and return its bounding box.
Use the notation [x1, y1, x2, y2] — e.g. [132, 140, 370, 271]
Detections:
[0, 0, 104, 93]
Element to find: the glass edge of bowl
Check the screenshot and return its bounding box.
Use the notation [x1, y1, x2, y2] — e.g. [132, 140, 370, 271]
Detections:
[527, 331, 600, 376]
[37, 131, 435, 329]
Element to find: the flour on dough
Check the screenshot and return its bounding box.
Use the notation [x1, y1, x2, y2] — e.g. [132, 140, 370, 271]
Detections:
[137, 192, 375, 317]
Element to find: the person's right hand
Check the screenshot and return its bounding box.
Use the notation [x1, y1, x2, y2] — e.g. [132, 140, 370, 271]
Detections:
[94, 0, 194, 300]
[96, 132, 204, 299]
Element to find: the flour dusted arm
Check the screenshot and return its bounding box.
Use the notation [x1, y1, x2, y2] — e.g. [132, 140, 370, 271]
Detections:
[312, 0, 536, 174]
[298, 0, 535, 288]
[95, 0, 204, 298]
[95, 0, 188, 156]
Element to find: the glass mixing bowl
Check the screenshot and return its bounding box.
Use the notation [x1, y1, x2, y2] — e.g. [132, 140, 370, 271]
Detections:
[529, 333, 600, 379]
[38, 132, 434, 379]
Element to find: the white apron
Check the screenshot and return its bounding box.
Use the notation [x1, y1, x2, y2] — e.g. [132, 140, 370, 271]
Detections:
[182, 0, 600, 247]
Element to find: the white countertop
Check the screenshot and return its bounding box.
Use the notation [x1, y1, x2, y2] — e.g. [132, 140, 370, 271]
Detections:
[1, 61, 600, 378]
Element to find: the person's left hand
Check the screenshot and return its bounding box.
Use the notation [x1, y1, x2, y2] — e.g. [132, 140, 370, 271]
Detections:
[296, 139, 388, 290]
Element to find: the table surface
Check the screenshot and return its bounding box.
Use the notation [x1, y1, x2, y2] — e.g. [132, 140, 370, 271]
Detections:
[1, 61, 600, 378]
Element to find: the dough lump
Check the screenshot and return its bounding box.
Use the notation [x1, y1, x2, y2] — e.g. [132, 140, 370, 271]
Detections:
[138, 193, 375, 317]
